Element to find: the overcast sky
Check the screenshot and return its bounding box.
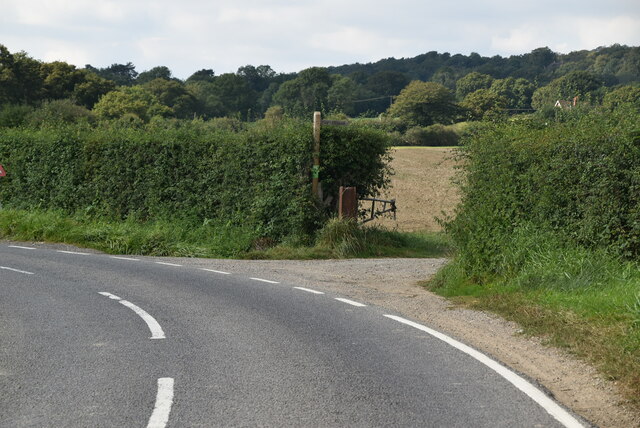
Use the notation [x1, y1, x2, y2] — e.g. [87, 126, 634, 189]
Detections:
[2, 0, 639, 79]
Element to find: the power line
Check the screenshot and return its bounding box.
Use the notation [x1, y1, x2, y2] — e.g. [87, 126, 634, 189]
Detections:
[350, 95, 396, 103]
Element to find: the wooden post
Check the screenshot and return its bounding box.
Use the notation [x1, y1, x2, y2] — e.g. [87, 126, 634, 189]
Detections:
[312, 111, 321, 199]
[338, 186, 358, 220]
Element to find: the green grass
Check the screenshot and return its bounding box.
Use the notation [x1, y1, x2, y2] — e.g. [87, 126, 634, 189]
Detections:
[0, 209, 255, 257]
[245, 219, 452, 259]
[0, 209, 451, 260]
[427, 239, 640, 406]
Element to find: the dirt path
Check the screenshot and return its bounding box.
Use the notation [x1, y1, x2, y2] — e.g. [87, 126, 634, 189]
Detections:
[185, 257, 638, 428]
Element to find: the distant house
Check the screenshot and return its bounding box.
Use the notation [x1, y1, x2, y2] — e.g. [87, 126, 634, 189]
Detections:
[554, 96, 579, 109]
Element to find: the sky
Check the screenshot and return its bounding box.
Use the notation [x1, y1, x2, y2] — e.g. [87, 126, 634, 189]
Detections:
[2, 0, 639, 80]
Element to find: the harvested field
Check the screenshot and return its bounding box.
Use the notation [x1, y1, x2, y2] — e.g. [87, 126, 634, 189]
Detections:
[368, 146, 460, 232]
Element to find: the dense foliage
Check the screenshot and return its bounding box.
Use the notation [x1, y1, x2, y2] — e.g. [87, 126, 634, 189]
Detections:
[1, 43, 639, 126]
[0, 120, 390, 241]
[445, 107, 640, 279]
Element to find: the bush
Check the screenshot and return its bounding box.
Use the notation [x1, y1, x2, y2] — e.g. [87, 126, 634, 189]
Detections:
[399, 124, 461, 146]
[0, 104, 33, 127]
[27, 99, 95, 126]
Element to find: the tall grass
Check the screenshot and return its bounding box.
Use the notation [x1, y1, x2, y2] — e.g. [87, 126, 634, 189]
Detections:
[0, 210, 451, 260]
[430, 228, 640, 403]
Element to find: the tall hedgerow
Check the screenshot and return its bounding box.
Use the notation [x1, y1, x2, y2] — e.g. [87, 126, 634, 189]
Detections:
[0, 119, 391, 241]
[445, 107, 640, 279]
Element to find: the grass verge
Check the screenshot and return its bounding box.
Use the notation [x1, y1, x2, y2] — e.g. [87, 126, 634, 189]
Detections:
[0, 209, 451, 259]
[427, 241, 640, 407]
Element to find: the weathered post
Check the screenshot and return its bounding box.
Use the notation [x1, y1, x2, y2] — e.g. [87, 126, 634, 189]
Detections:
[312, 111, 321, 199]
[338, 186, 358, 220]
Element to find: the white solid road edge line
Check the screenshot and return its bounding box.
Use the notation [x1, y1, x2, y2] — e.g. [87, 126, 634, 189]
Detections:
[293, 286, 325, 295]
[383, 315, 585, 428]
[250, 277, 280, 284]
[0, 266, 35, 275]
[200, 268, 231, 275]
[98, 292, 166, 339]
[335, 297, 367, 307]
[147, 377, 174, 428]
[8, 245, 37, 250]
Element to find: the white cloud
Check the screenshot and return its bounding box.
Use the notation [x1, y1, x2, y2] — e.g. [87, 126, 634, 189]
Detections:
[0, 0, 638, 78]
[574, 16, 640, 49]
[310, 27, 411, 58]
[491, 15, 640, 55]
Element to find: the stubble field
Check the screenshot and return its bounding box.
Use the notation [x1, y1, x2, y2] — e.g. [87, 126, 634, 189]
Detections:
[369, 146, 461, 232]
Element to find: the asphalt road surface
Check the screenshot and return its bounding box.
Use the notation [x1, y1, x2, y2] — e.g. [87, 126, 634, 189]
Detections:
[0, 243, 588, 427]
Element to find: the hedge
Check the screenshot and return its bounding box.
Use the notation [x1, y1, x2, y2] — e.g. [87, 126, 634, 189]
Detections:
[0, 119, 390, 240]
[445, 107, 640, 277]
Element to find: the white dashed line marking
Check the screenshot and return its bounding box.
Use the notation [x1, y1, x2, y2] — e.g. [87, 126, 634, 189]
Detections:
[111, 256, 140, 261]
[0, 266, 34, 275]
[335, 297, 367, 307]
[98, 292, 166, 339]
[99, 292, 121, 300]
[8, 245, 37, 250]
[57, 250, 90, 255]
[293, 286, 324, 295]
[383, 315, 584, 428]
[250, 277, 280, 284]
[147, 378, 174, 428]
[200, 268, 231, 275]
[155, 262, 182, 267]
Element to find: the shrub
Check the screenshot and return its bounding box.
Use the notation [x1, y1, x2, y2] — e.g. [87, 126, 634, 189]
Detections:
[0, 104, 33, 127]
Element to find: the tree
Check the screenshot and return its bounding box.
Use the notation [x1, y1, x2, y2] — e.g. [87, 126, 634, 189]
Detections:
[273, 67, 333, 116]
[92, 86, 171, 121]
[185, 81, 223, 118]
[365, 71, 410, 97]
[429, 67, 458, 89]
[136, 66, 173, 85]
[0, 45, 44, 104]
[460, 89, 508, 120]
[387, 81, 457, 126]
[87, 62, 138, 86]
[143, 78, 198, 118]
[531, 71, 603, 109]
[455, 72, 494, 100]
[72, 70, 116, 108]
[211, 73, 257, 119]
[602, 85, 640, 110]
[186, 69, 215, 84]
[489, 77, 535, 110]
[327, 75, 362, 116]
[237, 65, 276, 92]
[40, 61, 86, 100]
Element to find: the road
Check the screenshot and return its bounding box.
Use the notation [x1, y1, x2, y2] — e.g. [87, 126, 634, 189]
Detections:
[0, 243, 587, 427]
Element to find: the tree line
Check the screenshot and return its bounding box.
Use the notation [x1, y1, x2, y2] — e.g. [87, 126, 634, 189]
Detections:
[1, 43, 639, 127]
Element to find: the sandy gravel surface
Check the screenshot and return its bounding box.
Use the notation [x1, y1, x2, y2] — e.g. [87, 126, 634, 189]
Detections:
[180, 257, 639, 428]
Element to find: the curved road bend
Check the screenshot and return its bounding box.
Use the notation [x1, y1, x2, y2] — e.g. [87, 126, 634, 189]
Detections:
[0, 243, 588, 427]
